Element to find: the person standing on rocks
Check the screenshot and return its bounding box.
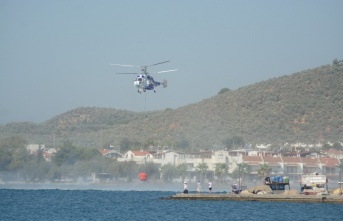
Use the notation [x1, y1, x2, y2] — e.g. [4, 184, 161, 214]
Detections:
[197, 181, 201, 193]
[183, 182, 188, 194]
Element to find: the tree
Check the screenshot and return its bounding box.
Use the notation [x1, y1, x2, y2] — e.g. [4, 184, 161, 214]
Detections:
[177, 139, 190, 150]
[53, 141, 79, 166]
[119, 138, 141, 153]
[337, 159, 343, 174]
[9, 146, 31, 170]
[119, 138, 131, 153]
[20, 160, 51, 182]
[80, 147, 101, 161]
[223, 136, 245, 150]
[196, 162, 208, 181]
[218, 88, 231, 95]
[160, 164, 178, 182]
[232, 163, 250, 184]
[321, 142, 332, 150]
[36, 145, 44, 163]
[332, 143, 343, 150]
[257, 163, 272, 179]
[176, 163, 188, 181]
[0, 135, 29, 171]
[114, 161, 137, 181]
[143, 137, 157, 148]
[215, 163, 228, 182]
[71, 156, 115, 179]
[53, 141, 100, 166]
[333, 58, 339, 66]
[223, 137, 234, 149]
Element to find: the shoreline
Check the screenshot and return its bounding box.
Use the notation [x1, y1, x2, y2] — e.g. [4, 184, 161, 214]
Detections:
[167, 193, 343, 204]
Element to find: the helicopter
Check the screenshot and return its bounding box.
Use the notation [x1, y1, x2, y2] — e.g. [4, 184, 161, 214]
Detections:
[110, 61, 177, 93]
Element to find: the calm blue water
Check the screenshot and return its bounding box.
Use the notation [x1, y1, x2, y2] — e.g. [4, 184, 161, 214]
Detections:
[1, 188, 343, 221]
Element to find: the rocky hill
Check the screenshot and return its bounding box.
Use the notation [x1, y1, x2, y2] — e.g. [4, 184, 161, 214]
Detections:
[1, 62, 343, 149]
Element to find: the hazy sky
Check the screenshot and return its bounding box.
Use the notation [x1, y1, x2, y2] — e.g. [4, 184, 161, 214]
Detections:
[1, 0, 342, 124]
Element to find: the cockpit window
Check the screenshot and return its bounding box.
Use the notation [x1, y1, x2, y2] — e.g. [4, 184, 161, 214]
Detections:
[136, 75, 144, 81]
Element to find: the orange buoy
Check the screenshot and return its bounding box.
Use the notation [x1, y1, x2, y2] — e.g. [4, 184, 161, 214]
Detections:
[139, 172, 147, 181]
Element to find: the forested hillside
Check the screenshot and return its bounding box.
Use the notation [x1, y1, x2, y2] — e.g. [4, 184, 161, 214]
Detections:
[1, 62, 343, 150]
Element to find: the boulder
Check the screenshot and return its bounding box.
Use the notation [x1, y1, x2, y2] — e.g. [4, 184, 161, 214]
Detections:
[332, 188, 343, 195]
[256, 191, 270, 195]
[240, 190, 253, 195]
[248, 185, 273, 194]
[303, 189, 316, 195]
[312, 187, 326, 193]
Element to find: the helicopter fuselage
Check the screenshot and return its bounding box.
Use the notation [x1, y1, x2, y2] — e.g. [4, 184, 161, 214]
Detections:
[134, 74, 161, 93]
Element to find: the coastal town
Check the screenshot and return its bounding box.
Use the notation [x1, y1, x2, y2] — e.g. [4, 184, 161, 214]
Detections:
[25, 143, 343, 186]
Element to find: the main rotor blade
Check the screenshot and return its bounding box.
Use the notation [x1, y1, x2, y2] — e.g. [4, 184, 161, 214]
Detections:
[156, 69, 178, 74]
[116, 73, 139, 75]
[147, 61, 170, 67]
[110, 64, 136, 67]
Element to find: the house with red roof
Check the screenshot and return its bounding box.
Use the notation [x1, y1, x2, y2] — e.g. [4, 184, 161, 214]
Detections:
[241, 156, 263, 175]
[282, 156, 303, 181]
[238, 150, 342, 181]
[302, 157, 321, 174]
[42, 151, 53, 162]
[120, 150, 154, 164]
[99, 149, 123, 159]
[32, 149, 54, 162]
[322, 149, 343, 159]
[319, 157, 341, 179]
[262, 156, 283, 175]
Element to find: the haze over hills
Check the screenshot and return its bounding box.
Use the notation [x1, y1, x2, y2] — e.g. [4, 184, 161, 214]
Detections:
[1, 62, 343, 150]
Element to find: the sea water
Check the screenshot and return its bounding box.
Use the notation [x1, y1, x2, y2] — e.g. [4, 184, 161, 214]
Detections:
[1, 187, 343, 221]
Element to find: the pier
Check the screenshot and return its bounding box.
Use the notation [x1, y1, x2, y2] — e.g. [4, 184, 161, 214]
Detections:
[168, 193, 343, 204]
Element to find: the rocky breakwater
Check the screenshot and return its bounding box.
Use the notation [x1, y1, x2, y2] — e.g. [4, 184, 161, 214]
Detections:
[168, 185, 343, 204]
